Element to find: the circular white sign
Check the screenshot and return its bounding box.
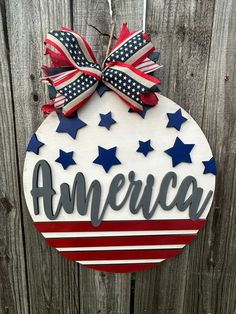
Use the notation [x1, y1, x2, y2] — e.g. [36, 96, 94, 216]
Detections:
[23, 93, 216, 273]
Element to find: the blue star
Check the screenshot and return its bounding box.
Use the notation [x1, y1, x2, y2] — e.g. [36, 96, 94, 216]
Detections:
[98, 112, 116, 130]
[55, 149, 76, 169]
[56, 112, 87, 139]
[167, 109, 187, 131]
[203, 157, 217, 175]
[137, 140, 154, 157]
[97, 83, 111, 97]
[165, 137, 195, 167]
[27, 134, 44, 155]
[93, 146, 121, 173]
[128, 105, 152, 119]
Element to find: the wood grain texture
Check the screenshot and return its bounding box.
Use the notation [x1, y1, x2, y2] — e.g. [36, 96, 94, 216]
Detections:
[0, 2, 28, 313]
[73, 0, 112, 64]
[197, 0, 236, 312]
[79, 268, 131, 314]
[4, 1, 80, 313]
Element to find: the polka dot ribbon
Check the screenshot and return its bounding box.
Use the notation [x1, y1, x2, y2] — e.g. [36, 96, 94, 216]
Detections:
[41, 24, 161, 117]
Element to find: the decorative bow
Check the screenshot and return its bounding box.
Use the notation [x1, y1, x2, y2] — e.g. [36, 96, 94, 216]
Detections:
[42, 24, 161, 117]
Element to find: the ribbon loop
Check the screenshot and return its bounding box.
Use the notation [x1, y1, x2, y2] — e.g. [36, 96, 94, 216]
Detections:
[104, 30, 155, 67]
[42, 24, 161, 116]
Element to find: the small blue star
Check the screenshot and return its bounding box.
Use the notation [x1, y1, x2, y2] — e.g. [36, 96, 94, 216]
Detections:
[98, 112, 116, 130]
[55, 149, 76, 169]
[56, 112, 87, 139]
[128, 105, 152, 119]
[167, 109, 187, 131]
[137, 140, 154, 157]
[203, 157, 217, 175]
[93, 146, 121, 173]
[27, 134, 44, 155]
[97, 83, 111, 97]
[165, 137, 195, 167]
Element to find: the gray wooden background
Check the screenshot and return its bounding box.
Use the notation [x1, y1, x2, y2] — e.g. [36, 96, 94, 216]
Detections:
[0, 0, 235, 313]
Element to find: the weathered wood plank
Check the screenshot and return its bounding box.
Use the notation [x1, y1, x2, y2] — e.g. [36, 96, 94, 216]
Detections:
[111, 0, 144, 33]
[0, 2, 28, 312]
[5, 1, 81, 313]
[146, 0, 216, 122]
[79, 267, 131, 314]
[192, 0, 236, 312]
[73, 2, 131, 313]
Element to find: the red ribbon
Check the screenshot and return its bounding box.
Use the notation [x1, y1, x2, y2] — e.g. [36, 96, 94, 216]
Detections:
[42, 24, 161, 117]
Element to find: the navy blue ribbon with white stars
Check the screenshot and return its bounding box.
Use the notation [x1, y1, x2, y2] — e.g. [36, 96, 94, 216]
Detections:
[41, 24, 161, 117]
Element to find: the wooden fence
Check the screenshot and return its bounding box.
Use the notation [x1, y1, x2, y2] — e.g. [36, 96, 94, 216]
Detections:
[0, 0, 235, 313]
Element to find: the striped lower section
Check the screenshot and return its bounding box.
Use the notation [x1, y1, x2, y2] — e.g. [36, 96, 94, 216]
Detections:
[34, 219, 206, 273]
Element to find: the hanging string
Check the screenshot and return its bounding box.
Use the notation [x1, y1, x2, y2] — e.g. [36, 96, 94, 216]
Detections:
[106, 0, 147, 58]
[142, 0, 147, 31]
[105, 20, 115, 58]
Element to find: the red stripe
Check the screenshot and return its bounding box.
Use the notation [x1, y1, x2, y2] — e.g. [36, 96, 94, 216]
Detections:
[137, 59, 153, 66]
[60, 249, 181, 261]
[86, 263, 160, 273]
[45, 38, 78, 69]
[132, 46, 155, 67]
[137, 64, 156, 71]
[54, 70, 80, 86]
[46, 234, 196, 248]
[137, 63, 157, 71]
[34, 219, 206, 232]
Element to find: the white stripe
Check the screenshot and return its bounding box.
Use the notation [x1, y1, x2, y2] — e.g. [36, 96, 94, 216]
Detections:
[54, 99, 65, 108]
[139, 65, 159, 73]
[55, 95, 64, 100]
[79, 259, 165, 265]
[55, 71, 82, 89]
[42, 69, 77, 83]
[136, 59, 154, 68]
[54, 99, 64, 104]
[126, 42, 154, 65]
[140, 64, 163, 74]
[42, 229, 198, 238]
[54, 70, 75, 83]
[57, 244, 185, 252]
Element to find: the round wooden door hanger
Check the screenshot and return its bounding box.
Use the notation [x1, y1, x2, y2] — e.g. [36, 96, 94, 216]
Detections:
[23, 92, 216, 273]
[23, 25, 216, 273]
